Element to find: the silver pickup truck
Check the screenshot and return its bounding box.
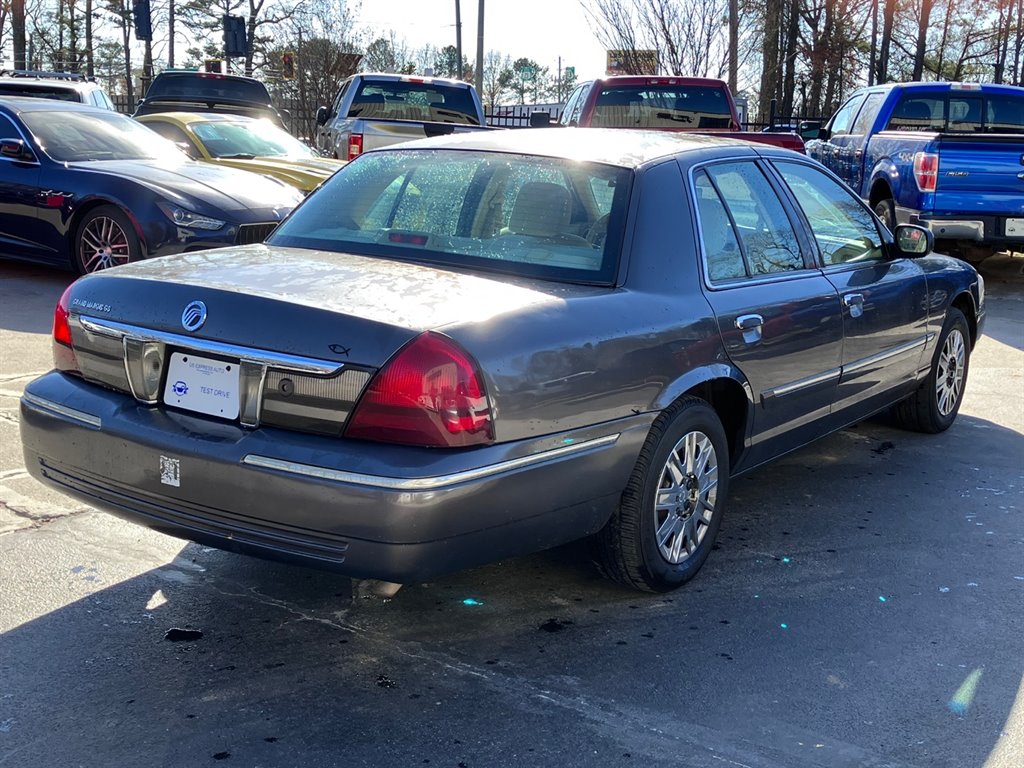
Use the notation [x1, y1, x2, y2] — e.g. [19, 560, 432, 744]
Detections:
[315, 73, 489, 160]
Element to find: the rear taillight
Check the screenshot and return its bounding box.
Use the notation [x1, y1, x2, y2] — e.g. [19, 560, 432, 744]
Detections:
[347, 133, 363, 161]
[53, 284, 79, 374]
[345, 332, 493, 448]
[913, 152, 939, 193]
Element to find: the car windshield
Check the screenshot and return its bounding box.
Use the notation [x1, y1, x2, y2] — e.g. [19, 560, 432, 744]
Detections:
[145, 74, 271, 104]
[268, 149, 631, 284]
[22, 110, 186, 163]
[592, 85, 734, 129]
[348, 81, 480, 125]
[190, 119, 317, 159]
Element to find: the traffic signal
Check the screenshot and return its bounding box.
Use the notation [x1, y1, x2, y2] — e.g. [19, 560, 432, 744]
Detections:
[223, 15, 248, 58]
[281, 52, 295, 80]
[205, 59, 222, 74]
[133, 0, 152, 41]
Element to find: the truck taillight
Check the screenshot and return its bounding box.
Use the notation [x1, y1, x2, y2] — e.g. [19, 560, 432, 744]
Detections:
[913, 152, 939, 193]
[345, 332, 493, 448]
[347, 133, 363, 161]
[52, 284, 79, 374]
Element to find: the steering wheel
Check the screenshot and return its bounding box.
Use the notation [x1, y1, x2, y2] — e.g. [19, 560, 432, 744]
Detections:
[585, 213, 611, 248]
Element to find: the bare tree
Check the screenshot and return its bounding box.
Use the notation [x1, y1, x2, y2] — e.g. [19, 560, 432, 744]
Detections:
[912, 0, 935, 80]
[480, 49, 512, 110]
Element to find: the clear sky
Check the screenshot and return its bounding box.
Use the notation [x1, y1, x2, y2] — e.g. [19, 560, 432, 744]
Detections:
[358, 0, 610, 81]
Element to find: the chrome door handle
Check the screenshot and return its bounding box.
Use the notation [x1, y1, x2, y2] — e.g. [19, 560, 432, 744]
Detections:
[843, 293, 865, 318]
[735, 314, 764, 330]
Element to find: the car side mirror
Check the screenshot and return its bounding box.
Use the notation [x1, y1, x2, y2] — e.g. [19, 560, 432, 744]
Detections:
[316, 106, 329, 126]
[175, 142, 200, 160]
[816, 126, 831, 141]
[894, 224, 933, 257]
[529, 111, 551, 128]
[0, 138, 33, 162]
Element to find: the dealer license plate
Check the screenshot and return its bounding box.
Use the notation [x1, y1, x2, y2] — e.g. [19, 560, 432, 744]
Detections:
[162, 352, 240, 420]
[1005, 218, 1024, 237]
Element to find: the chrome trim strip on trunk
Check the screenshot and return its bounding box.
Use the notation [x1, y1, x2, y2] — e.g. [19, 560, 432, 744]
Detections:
[242, 433, 622, 491]
[78, 316, 344, 375]
[843, 335, 932, 376]
[21, 392, 102, 428]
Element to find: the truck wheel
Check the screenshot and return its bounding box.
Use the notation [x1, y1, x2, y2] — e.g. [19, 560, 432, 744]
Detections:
[873, 197, 896, 231]
[893, 307, 970, 433]
[593, 397, 729, 592]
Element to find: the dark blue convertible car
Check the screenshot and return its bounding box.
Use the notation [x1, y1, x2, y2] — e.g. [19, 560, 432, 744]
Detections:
[0, 98, 302, 273]
[20, 129, 985, 591]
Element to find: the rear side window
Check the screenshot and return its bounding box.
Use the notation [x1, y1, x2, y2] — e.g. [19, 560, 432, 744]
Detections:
[887, 95, 945, 131]
[696, 162, 804, 279]
[269, 149, 631, 284]
[694, 172, 744, 282]
[348, 81, 480, 125]
[986, 94, 1024, 133]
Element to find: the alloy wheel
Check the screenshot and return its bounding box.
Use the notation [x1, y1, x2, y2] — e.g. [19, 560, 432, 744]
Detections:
[936, 328, 966, 417]
[79, 216, 132, 272]
[654, 430, 719, 564]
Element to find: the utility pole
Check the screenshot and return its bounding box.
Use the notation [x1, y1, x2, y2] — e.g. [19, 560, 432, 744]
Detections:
[455, 0, 463, 79]
[557, 56, 562, 101]
[168, 0, 175, 68]
[475, 0, 484, 95]
[727, 0, 737, 92]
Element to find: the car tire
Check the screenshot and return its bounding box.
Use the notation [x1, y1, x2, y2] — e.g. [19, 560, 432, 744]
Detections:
[74, 205, 142, 274]
[594, 396, 730, 592]
[893, 307, 971, 433]
[874, 197, 896, 232]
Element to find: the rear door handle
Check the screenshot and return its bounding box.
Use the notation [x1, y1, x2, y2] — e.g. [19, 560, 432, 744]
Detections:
[735, 314, 764, 330]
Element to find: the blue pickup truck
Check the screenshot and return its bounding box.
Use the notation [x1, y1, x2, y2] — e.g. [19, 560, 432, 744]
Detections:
[807, 81, 1024, 262]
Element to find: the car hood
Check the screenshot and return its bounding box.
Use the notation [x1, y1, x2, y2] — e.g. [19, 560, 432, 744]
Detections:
[209, 156, 344, 192]
[70, 159, 303, 212]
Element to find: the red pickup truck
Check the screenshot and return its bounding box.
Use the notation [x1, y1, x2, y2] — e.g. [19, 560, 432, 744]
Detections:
[553, 76, 805, 152]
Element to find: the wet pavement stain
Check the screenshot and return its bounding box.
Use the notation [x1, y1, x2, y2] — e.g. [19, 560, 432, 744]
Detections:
[163, 628, 203, 642]
[538, 618, 572, 633]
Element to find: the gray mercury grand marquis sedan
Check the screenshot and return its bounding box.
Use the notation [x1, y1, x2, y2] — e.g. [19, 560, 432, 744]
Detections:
[20, 128, 985, 592]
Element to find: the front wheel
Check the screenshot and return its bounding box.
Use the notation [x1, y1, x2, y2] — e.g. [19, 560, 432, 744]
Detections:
[594, 397, 730, 592]
[74, 205, 142, 274]
[893, 307, 971, 433]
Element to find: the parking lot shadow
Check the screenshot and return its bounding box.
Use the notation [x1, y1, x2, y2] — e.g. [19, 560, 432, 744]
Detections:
[0, 263, 74, 335]
[2, 413, 1022, 768]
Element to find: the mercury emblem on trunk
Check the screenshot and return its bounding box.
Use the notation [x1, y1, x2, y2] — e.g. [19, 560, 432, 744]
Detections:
[181, 301, 208, 332]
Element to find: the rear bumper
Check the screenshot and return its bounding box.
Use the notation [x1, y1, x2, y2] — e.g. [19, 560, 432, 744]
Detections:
[20, 372, 650, 582]
[897, 209, 1024, 247]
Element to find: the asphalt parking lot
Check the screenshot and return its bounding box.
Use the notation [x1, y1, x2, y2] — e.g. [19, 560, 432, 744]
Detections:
[1, 256, 1021, 768]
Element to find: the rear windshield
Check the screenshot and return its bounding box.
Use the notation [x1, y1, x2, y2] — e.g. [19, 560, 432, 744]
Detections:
[269, 149, 631, 285]
[0, 84, 79, 101]
[146, 74, 271, 105]
[347, 81, 480, 125]
[591, 85, 733, 129]
[886, 92, 1024, 134]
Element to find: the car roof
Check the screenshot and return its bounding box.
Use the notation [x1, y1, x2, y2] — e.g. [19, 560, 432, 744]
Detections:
[151, 70, 263, 83]
[0, 96, 114, 114]
[379, 127, 754, 168]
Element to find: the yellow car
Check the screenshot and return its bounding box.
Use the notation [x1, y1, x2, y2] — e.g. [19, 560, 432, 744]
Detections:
[135, 112, 344, 194]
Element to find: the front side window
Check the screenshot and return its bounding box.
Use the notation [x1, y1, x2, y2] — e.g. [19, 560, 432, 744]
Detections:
[559, 84, 586, 126]
[269, 149, 631, 284]
[851, 92, 886, 134]
[775, 161, 884, 266]
[828, 95, 867, 136]
[702, 162, 804, 276]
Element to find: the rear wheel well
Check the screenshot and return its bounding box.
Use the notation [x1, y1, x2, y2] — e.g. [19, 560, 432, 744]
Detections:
[682, 378, 747, 470]
[951, 292, 978, 348]
[868, 179, 892, 207]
